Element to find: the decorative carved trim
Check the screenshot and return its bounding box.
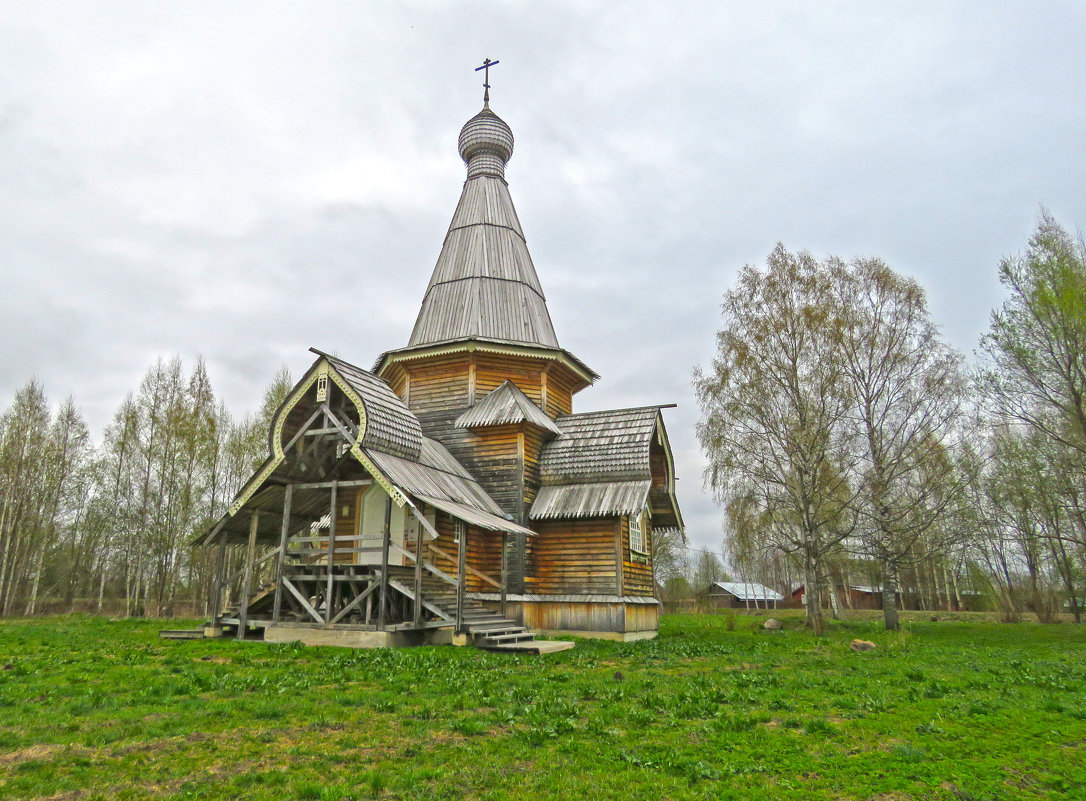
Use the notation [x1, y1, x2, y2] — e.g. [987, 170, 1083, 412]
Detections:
[231, 359, 386, 516]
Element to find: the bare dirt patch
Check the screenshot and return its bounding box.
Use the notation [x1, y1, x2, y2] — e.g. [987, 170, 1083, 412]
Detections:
[0, 743, 68, 765]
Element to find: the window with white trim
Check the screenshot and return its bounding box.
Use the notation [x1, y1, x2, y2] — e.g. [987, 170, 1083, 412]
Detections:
[629, 509, 646, 555]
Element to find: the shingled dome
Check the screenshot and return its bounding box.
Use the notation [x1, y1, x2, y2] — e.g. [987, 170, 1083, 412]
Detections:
[458, 107, 514, 178]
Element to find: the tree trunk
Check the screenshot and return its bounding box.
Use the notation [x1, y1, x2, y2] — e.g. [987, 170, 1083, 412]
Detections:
[882, 560, 900, 631]
[804, 555, 824, 634]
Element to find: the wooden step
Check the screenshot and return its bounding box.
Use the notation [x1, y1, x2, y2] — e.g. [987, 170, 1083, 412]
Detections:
[478, 640, 576, 654]
[158, 629, 205, 640]
[475, 631, 536, 644]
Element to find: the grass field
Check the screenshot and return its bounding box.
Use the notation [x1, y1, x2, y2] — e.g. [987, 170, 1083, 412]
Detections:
[0, 613, 1083, 801]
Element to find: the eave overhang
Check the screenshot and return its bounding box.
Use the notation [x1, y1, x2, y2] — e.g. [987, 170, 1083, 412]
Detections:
[373, 336, 599, 390]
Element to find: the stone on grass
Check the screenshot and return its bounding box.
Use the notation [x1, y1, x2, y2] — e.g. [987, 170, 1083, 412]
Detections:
[850, 639, 877, 652]
[763, 618, 781, 630]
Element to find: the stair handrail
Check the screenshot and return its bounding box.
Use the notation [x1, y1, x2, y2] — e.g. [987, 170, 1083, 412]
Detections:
[424, 542, 502, 589]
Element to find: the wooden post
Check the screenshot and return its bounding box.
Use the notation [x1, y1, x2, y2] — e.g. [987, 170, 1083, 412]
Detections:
[456, 522, 467, 633]
[500, 532, 508, 619]
[272, 484, 293, 623]
[378, 495, 392, 631]
[238, 511, 260, 640]
[413, 509, 424, 629]
[615, 517, 624, 597]
[325, 480, 338, 623]
[208, 536, 227, 629]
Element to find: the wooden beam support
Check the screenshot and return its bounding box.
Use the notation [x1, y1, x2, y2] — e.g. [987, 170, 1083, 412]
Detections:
[615, 517, 624, 598]
[238, 511, 260, 639]
[282, 406, 325, 453]
[280, 576, 323, 623]
[288, 479, 373, 490]
[272, 483, 293, 623]
[413, 511, 424, 629]
[325, 480, 338, 623]
[208, 537, 227, 626]
[378, 495, 392, 631]
[500, 532, 508, 619]
[456, 522, 467, 634]
[330, 579, 380, 624]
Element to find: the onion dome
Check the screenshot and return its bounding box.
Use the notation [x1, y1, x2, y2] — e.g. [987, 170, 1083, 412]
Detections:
[458, 106, 514, 179]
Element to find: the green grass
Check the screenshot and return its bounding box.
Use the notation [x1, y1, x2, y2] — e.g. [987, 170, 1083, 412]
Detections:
[0, 612, 1083, 800]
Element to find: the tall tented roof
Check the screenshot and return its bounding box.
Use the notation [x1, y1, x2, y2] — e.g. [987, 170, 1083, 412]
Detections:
[407, 104, 560, 350]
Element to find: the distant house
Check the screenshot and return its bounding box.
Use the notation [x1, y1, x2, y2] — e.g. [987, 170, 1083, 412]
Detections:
[708, 581, 784, 610]
[792, 584, 884, 610]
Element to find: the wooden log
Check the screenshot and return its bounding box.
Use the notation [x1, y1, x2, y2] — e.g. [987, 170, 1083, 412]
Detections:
[238, 511, 260, 640]
[378, 494, 392, 631]
[325, 480, 337, 623]
[272, 483, 293, 623]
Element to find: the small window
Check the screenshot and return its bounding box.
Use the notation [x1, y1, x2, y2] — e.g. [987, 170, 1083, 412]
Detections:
[629, 510, 646, 555]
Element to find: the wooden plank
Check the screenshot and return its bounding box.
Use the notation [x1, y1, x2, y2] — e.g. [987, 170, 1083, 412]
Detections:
[272, 483, 293, 623]
[238, 511, 260, 639]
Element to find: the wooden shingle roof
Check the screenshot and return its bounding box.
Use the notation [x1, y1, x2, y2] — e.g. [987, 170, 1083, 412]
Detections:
[455, 380, 561, 436]
[407, 105, 560, 350]
[314, 350, 423, 461]
[530, 479, 652, 520]
[538, 407, 661, 484]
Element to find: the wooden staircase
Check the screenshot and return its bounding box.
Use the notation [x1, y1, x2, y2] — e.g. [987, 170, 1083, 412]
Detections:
[385, 567, 572, 653]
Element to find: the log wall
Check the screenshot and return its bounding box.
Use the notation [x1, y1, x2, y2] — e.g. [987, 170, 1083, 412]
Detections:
[526, 517, 621, 595]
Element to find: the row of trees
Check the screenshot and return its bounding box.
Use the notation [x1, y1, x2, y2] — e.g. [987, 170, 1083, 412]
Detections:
[695, 213, 1086, 631]
[0, 359, 292, 617]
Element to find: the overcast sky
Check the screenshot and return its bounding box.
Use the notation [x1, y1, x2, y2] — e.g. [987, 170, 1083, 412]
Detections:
[3, 2, 1084, 560]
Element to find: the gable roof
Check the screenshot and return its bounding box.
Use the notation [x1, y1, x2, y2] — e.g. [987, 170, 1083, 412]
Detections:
[312, 349, 422, 461]
[529, 406, 683, 529]
[711, 581, 784, 602]
[455, 380, 561, 436]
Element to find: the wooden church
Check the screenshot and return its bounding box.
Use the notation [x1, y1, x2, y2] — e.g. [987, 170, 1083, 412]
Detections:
[195, 82, 684, 650]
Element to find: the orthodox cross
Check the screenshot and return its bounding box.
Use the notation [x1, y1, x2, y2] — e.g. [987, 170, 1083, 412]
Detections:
[475, 57, 500, 103]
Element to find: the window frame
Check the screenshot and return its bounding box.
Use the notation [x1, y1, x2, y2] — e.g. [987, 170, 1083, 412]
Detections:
[629, 507, 649, 557]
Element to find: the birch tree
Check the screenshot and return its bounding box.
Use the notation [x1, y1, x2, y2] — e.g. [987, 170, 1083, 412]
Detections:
[696, 244, 858, 633]
[982, 212, 1086, 454]
[832, 257, 969, 630]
